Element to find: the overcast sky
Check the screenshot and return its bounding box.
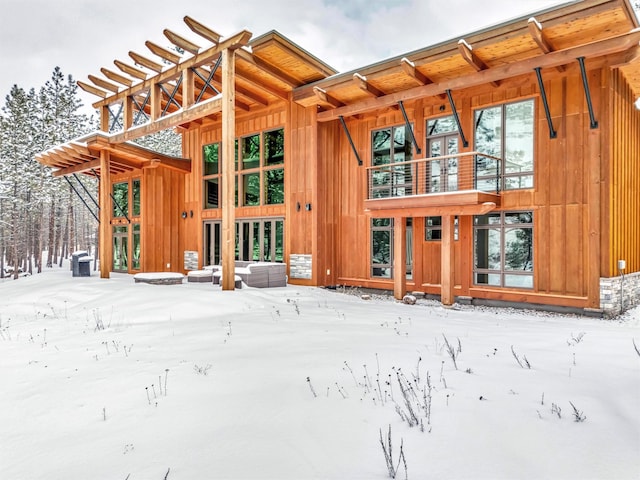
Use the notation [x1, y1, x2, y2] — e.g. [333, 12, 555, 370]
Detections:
[0, 0, 627, 112]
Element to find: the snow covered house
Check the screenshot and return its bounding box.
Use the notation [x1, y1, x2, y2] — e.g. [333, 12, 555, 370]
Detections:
[36, 0, 640, 316]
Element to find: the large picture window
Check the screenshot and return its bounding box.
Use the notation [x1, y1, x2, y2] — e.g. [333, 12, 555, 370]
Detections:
[370, 218, 413, 279]
[474, 211, 533, 288]
[474, 99, 535, 191]
[112, 182, 129, 218]
[202, 128, 284, 209]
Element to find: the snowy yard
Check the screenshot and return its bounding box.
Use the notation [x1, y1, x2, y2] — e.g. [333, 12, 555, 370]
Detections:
[0, 267, 638, 480]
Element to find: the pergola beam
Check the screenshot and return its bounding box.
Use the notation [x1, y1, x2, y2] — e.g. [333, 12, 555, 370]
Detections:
[146, 40, 182, 64]
[184, 16, 221, 44]
[77, 81, 108, 98]
[114, 60, 148, 80]
[164, 28, 201, 55]
[101, 67, 134, 87]
[88, 75, 120, 93]
[129, 51, 164, 73]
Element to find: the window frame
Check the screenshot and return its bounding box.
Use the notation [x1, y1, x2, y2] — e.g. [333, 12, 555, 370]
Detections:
[473, 98, 535, 192]
[473, 211, 534, 289]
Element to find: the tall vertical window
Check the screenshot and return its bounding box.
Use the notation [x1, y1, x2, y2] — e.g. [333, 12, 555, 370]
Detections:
[474, 99, 535, 191]
[264, 129, 284, 205]
[132, 223, 141, 270]
[371, 125, 413, 198]
[112, 182, 128, 218]
[371, 218, 393, 278]
[474, 211, 533, 288]
[203, 142, 220, 209]
[132, 179, 141, 216]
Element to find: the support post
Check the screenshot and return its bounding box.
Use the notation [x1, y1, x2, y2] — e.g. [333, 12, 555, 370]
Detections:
[393, 217, 407, 300]
[440, 215, 455, 306]
[221, 47, 236, 290]
[98, 151, 112, 279]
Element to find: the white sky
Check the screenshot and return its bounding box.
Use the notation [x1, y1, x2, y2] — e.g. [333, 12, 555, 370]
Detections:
[0, 0, 568, 111]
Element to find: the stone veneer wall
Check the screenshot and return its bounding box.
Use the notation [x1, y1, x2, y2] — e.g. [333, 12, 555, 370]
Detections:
[600, 271, 640, 317]
[289, 254, 312, 279]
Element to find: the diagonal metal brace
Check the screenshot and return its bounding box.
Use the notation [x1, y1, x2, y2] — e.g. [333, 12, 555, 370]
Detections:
[132, 91, 150, 124]
[107, 103, 124, 132]
[194, 55, 223, 103]
[63, 176, 99, 223]
[159, 74, 183, 116]
[577, 57, 598, 129]
[534, 67, 557, 139]
[110, 193, 130, 223]
[398, 101, 421, 155]
[339, 115, 363, 166]
[72, 173, 100, 210]
[445, 90, 469, 147]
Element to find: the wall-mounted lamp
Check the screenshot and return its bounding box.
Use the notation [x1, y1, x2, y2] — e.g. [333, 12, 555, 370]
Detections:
[181, 211, 187, 219]
[190, 210, 194, 218]
[296, 202, 301, 212]
[305, 203, 312, 211]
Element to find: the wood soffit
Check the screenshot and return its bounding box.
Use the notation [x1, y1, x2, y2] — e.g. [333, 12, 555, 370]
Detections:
[36, 132, 191, 178]
[293, 0, 640, 117]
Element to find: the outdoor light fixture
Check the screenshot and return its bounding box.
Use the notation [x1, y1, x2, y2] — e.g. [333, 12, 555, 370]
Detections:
[181, 211, 187, 219]
[296, 202, 301, 211]
[305, 203, 312, 211]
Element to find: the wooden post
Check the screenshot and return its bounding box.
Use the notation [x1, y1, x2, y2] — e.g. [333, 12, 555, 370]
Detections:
[151, 82, 162, 121]
[100, 105, 110, 132]
[183, 68, 194, 109]
[221, 48, 236, 290]
[123, 96, 133, 130]
[393, 217, 406, 300]
[441, 214, 455, 305]
[99, 150, 111, 279]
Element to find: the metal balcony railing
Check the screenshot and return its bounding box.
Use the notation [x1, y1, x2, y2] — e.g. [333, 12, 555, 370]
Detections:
[366, 151, 503, 200]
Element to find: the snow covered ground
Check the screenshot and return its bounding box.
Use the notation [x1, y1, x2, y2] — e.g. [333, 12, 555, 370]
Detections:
[0, 266, 638, 480]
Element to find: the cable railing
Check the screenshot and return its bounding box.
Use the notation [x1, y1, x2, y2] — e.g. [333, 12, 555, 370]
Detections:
[366, 151, 503, 200]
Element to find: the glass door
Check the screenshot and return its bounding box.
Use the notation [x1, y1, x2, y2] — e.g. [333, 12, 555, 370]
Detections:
[427, 134, 459, 193]
[112, 226, 128, 272]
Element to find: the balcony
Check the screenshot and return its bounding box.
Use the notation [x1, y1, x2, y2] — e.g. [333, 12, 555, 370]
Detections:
[364, 151, 502, 216]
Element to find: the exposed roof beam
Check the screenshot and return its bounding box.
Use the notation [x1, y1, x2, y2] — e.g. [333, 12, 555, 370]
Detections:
[184, 16, 221, 44]
[88, 74, 120, 93]
[193, 66, 269, 106]
[353, 73, 384, 97]
[114, 60, 148, 80]
[317, 29, 640, 122]
[100, 67, 134, 87]
[129, 51, 164, 73]
[146, 40, 182, 64]
[458, 39, 499, 87]
[164, 28, 201, 55]
[313, 86, 344, 108]
[77, 81, 108, 98]
[236, 49, 300, 87]
[400, 58, 446, 99]
[528, 17, 565, 72]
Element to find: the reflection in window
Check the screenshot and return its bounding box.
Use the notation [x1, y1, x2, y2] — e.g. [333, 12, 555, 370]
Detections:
[242, 173, 260, 206]
[132, 224, 141, 270]
[371, 125, 413, 199]
[265, 168, 284, 204]
[132, 179, 141, 216]
[474, 211, 533, 288]
[371, 218, 393, 278]
[203, 143, 219, 175]
[265, 129, 284, 166]
[241, 134, 260, 170]
[112, 182, 128, 218]
[474, 99, 534, 191]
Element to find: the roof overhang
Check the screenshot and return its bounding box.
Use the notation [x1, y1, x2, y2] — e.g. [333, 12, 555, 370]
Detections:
[36, 131, 191, 177]
[294, 0, 640, 120]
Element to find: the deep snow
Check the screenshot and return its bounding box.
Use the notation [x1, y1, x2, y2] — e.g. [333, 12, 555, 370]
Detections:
[0, 266, 638, 480]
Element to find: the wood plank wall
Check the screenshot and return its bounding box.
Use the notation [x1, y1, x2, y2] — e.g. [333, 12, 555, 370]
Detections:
[607, 68, 640, 277]
[317, 66, 607, 308]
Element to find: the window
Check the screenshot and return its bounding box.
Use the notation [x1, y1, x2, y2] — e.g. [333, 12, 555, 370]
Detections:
[132, 179, 141, 216]
[425, 216, 459, 241]
[474, 211, 533, 288]
[474, 99, 534, 191]
[371, 125, 413, 198]
[203, 143, 220, 209]
[426, 116, 459, 193]
[370, 218, 413, 279]
[371, 218, 393, 278]
[203, 128, 285, 209]
[112, 182, 128, 218]
[132, 223, 141, 270]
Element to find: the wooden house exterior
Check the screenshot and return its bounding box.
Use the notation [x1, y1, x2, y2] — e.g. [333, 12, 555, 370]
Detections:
[36, 0, 640, 316]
